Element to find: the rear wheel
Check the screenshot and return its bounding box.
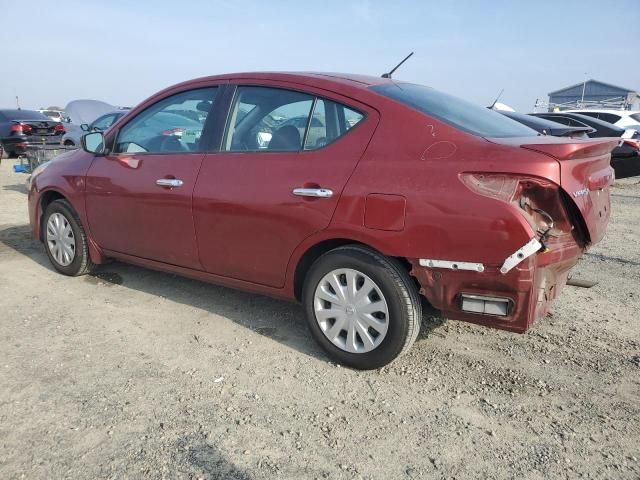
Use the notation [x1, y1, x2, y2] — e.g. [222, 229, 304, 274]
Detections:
[43, 199, 94, 276]
[302, 245, 421, 369]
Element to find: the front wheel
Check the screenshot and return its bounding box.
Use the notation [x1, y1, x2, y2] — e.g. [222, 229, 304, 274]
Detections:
[43, 199, 94, 276]
[302, 245, 421, 369]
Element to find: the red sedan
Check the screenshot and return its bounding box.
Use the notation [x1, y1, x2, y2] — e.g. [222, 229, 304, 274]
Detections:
[28, 72, 617, 369]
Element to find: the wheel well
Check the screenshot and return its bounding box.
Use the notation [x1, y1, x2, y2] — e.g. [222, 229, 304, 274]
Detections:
[39, 191, 66, 240]
[292, 239, 415, 301]
[63, 140, 75, 146]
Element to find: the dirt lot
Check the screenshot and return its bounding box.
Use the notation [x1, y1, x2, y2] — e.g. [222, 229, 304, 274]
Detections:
[0, 159, 638, 480]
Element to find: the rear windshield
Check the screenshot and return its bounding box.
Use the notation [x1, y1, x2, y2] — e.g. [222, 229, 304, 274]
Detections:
[370, 83, 538, 138]
[0, 109, 49, 121]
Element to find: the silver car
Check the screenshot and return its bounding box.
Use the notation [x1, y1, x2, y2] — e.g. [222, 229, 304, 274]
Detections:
[60, 99, 129, 147]
[61, 110, 127, 147]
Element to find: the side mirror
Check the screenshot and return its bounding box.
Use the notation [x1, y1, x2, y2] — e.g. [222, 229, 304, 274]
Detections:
[82, 131, 105, 154]
[80, 123, 90, 131]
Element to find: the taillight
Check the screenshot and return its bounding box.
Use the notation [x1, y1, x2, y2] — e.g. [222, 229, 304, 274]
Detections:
[54, 123, 65, 134]
[161, 128, 185, 136]
[10, 123, 31, 134]
[460, 173, 574, 240]
[460, 173, 520, 202]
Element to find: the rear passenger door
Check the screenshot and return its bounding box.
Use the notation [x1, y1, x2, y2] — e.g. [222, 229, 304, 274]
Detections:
[193, 84, 379, 287]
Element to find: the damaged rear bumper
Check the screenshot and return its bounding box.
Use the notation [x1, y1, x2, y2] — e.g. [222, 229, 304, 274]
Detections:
[410, 237, 583, 333]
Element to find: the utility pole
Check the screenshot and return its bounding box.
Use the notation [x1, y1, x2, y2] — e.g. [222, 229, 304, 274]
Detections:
[15, 95, 21, 110]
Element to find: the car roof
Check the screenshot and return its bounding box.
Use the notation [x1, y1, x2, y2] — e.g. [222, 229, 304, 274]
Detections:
[192, 71, 393, 87]
[151, 72, 405, 112]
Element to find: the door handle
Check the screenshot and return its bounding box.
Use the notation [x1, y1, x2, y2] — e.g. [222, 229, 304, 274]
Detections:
[292, 187, 333, 198]
[156, 178, 184, 188]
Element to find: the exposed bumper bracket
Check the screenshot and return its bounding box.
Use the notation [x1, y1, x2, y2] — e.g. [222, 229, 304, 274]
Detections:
[499, 238, 542, 274]
[419, 259, 485, 272]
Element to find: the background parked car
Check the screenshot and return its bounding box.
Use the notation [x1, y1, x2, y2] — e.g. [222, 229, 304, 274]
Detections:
[0, 109, 65, 158]
[61, 110, 127, 147]
[564, 109, 640, 129]
[60, 99, 122, 147]
[38, 109, 67, 123]
[497, 110, 593, 138]
[532, 112, 640, 178]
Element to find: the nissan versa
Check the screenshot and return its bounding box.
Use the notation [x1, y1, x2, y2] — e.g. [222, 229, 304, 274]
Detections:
[27, 73, 616, 369]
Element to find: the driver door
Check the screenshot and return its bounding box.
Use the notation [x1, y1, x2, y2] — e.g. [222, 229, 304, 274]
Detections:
[85, 86, 220, 269]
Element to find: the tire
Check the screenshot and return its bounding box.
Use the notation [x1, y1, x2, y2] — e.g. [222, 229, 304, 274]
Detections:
[302, 245, 421, 369]
[42, 199, 95, 276]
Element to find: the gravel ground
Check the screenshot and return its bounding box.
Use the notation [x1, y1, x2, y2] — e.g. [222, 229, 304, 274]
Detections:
[0, 158, 638, 479]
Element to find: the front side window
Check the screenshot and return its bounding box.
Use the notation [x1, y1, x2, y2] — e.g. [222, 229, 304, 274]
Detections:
[223, 86, 314, 152]
[115, 87, 218, 154]
[370, 83, 537, 138]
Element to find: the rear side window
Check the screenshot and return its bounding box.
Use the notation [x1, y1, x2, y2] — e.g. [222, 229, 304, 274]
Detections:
[370, 83, 537, 138]
[597, 113, 621, 124]
[304, 99, 364, 150]
[631, 113, 640, 123]
[224, 87, 314, 151]
[223, 86, 365, 152]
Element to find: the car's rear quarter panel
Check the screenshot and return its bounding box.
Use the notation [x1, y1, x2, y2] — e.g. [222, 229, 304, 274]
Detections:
[328, 100, 559, 264]
[323, 97, 577, 333]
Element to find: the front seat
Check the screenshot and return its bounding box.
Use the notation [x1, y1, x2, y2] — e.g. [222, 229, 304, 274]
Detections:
[268, 125, 301, 151]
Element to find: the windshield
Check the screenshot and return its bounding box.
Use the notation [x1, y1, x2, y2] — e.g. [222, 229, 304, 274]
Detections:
[370, 83, 538, 138]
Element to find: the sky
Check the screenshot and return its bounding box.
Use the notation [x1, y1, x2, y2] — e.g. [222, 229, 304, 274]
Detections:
[1, 0, 639, 113]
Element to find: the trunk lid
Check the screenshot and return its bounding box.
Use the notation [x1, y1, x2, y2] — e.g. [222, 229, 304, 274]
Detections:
[520, 138, 618, 244]
[13, 119, 60, 136]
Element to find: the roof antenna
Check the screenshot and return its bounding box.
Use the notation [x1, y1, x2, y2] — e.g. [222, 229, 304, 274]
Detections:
[488, 89, 504, 109]
[382, 52, 414, 79]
